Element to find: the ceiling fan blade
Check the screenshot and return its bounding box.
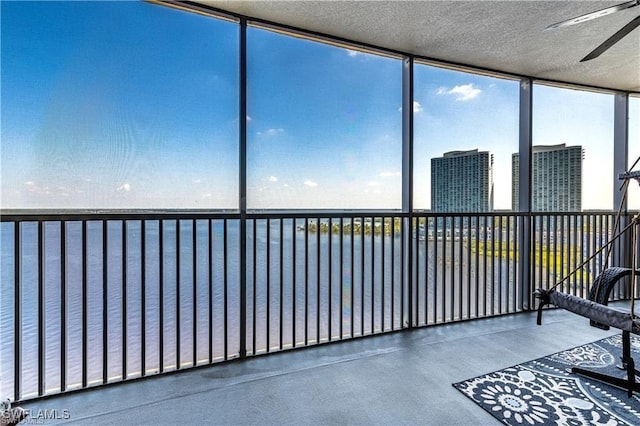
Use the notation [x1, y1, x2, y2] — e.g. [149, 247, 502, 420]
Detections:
[546, 0, 639, 30]
[580, 15, 640, 61]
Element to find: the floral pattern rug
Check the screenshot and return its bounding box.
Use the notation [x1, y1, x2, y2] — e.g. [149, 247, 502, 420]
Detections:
[453, 334, 640, 425]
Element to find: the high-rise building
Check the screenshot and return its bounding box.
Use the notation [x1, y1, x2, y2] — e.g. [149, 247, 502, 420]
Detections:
[512, 144, 583, 211]
[431, 149, 493, 212]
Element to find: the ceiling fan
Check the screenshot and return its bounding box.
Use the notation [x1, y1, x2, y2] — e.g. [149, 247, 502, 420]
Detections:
[546, 0, 640, 62]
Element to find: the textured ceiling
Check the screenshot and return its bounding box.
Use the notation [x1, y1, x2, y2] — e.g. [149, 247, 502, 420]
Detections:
[196, 0, 640, 92]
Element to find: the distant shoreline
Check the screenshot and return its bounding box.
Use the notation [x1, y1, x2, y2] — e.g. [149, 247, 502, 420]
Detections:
[0, 208, 621, 215]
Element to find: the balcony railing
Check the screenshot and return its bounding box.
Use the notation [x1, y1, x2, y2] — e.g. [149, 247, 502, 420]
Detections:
[0, 210, 633, 402]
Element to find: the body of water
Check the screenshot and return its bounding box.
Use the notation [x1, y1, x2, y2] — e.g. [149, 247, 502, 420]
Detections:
[1, 218, 519, 400]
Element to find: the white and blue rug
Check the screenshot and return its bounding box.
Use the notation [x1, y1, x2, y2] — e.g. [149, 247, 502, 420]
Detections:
[453, 334, 640, 425]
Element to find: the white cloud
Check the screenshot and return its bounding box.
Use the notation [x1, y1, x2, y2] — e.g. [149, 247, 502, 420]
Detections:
[364, 188, 382, 194]
[23, 181, 51, 195]
[257, 128, 284, 136]
[24, 181, 41, 194]
[380, 171, 401, 178]
[368, 181, 380, 187]
[347, 49, 360, 57]
[269, 176, 278, 182]
[398, 101, 423, 113]
[436, 83, 481, 101]
[304, 180, 318, 187]
[117, 183, 131, 192]
[247, 115, 253, 122]
[192, 179, 202, 184]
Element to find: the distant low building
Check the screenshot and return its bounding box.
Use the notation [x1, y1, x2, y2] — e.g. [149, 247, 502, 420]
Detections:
[512, 143, 583, 211]
[431, 149, 493, 212]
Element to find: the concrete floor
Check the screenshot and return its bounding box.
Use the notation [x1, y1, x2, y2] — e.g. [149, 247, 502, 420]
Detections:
[18, 307, 620, 425]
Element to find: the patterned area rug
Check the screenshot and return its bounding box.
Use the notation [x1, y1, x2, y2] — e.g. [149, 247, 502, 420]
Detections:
[453, 334, 640, 425]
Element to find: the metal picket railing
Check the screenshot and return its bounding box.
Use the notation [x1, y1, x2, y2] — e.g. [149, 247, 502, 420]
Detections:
[0, 210, 630, 402]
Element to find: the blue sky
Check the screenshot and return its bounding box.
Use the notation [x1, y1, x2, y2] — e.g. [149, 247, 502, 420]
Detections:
[413, 65, 519, 210]
[1, 1, 635, 211]
[2, 1, 239, 209]
[247, 27, 402, 209]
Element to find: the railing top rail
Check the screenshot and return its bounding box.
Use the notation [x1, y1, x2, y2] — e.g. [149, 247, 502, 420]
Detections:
[0, 209, 629, 223]
[1, 209, 409, 222]
[529, 211, 624, 217]
[0, 209, 241, 222]
[412, 211, 527, 218]
[246, 210, 409, 219]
